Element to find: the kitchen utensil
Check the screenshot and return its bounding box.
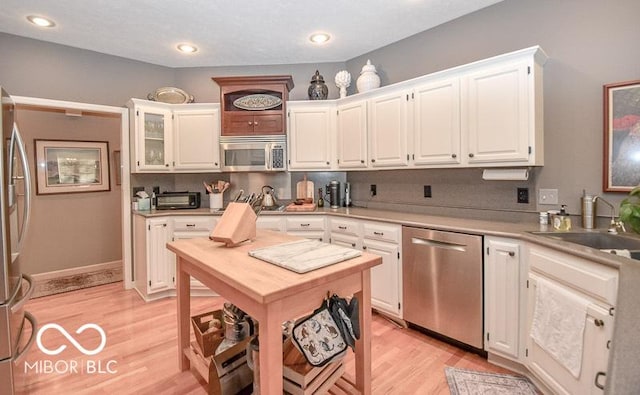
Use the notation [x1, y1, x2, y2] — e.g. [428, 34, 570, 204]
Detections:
[203, 181, 212, 194]
[261, 186, 278, 208]
[296, 174, 314, 202]
[233, 190, 244, 202]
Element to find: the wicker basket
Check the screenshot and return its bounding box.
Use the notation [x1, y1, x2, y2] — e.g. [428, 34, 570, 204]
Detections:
[191, 310, 225, 357]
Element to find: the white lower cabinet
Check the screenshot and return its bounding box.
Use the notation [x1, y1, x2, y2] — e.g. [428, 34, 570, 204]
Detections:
[484, 237, 524, 361]
[256, 215, 286, 232]
[329, 218, 402, 319]
[285, 215, 327, 242]
[133, 216, 173, 300]
[134, 215, 217, 300]
[525, 245, 618, 394]
[171, 216, 218, 291]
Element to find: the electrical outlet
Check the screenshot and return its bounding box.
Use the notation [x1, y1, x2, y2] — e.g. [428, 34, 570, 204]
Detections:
[517, 188, 529, 204]
[370, 184, 377, 197]
[424, 185, 432, 198]
[539, 188, 559, 205]
[132, 186, 144, 197]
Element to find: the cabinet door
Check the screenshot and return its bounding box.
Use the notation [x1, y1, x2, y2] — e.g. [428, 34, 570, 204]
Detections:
[526, 274, 613, 395]
[363, 238, 401, 317]
[173, 108, 220, 171]
[256, 216, 285, 232]
[286, 215, 326, 242]
[288, 105, 333, 169]
[172, 231, 211, 290]
[413, 78, 461, 165]
[464, 61, 530, 164]
[135, 105, 173, 171]
[368, 91, 409, 168]
[330, 233, 360, 250]
[337, 101, 368, 169]
[484, 238, 521, 360]
[147, 218, 173, 293]
[252, 114, 284, 135]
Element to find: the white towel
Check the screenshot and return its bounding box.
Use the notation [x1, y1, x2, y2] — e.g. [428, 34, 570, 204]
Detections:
[530, 277, 589, 379]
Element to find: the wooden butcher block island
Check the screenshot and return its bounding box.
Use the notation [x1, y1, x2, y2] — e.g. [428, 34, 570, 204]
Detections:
[167, 230, 382, 394]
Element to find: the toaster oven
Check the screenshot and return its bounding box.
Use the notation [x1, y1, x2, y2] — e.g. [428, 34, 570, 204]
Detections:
[155, 192, 201, 210]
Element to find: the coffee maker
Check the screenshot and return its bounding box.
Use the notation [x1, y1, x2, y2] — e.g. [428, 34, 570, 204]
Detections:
[326, 180, 340, 208]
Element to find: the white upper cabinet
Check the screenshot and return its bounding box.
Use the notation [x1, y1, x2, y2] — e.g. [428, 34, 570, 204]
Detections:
[412, 78, 461, 166]
[368, 90, 410, 168]
[463, 57, 543, 166]
[287, 102, 334, 170]
[283, 46, 546, 172]
[133, 103, 173, 171]
[336, 99, 368, 169]
[172, 106, 220, 171]
[129, 99, 221, 173]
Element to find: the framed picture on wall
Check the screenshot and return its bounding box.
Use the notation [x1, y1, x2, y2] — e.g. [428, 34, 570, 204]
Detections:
[603, 80, 640, 192]
[34, 139, 111, 195]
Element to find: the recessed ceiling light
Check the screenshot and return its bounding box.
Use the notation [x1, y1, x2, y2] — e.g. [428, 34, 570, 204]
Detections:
[309, 33, 331, 44]
[177, 43, 198, 54]
[26, 15, 55, 28]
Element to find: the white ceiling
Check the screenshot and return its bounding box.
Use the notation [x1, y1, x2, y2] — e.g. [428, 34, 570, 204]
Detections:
[0, 0, 504, 68]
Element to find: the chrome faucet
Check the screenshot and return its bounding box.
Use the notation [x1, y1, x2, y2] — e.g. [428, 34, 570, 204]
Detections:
[593, 196, 626, 234]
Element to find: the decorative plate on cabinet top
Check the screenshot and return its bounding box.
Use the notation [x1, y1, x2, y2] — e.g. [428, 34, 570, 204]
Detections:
[147, 87, 194, 104]
[233, 94, 282, 110]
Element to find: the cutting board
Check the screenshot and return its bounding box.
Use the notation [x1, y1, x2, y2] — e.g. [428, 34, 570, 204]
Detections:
[248, 239, 362, 273]
[296, 176, 314, 201]
[285, 203, 316, 212]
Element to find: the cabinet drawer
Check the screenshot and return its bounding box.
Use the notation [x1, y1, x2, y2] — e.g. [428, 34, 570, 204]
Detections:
[528, 245, 618, 305]
[286, 216, 325, 231]
[362, 222, 400, 244]
[257, 216, 285, 232]
[173, 217, 216, 232]
[330, 218, 361, 236]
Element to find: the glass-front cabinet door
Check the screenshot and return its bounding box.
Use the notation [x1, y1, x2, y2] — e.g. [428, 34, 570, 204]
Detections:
[135, 105, 172, 171]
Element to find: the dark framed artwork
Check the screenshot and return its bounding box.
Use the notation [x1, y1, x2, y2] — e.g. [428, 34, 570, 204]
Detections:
[34, 139, 110, 195]
[603, 80, 640, 192]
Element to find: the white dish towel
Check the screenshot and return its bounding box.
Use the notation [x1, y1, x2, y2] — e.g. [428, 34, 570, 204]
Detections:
[530, 277, 589, 379]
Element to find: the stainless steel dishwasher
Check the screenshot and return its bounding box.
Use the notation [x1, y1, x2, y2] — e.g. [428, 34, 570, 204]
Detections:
[402, 226, 483, 349]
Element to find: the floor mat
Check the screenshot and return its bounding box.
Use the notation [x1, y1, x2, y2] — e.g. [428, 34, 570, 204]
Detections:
[445, 367, 538, 395]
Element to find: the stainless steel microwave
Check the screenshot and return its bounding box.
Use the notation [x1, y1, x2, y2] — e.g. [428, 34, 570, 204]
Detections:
[220, 136, 287, 172]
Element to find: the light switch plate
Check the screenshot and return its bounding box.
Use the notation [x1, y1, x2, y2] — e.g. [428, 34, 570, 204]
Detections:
[539, 189, 558, 205]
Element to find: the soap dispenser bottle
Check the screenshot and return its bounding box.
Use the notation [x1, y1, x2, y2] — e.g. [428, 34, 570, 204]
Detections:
[553, 205, 572, 231]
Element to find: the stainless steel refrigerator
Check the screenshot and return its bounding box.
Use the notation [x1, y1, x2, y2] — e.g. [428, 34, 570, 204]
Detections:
[0, 87, 37, 394]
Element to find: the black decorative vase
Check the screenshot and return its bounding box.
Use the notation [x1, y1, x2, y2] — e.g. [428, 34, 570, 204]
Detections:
[308, 70, 328, 100]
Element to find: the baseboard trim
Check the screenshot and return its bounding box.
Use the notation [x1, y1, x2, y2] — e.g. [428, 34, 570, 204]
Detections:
[31, 260, 123, 298]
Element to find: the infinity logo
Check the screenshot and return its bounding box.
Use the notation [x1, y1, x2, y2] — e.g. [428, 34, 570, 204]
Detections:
[36, 323, 107, 356]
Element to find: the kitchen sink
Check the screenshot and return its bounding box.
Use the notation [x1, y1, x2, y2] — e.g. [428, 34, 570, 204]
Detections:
[531, 231, 640, 259]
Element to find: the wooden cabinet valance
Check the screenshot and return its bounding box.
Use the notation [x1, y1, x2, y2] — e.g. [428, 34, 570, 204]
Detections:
[212, 75, 294, 136]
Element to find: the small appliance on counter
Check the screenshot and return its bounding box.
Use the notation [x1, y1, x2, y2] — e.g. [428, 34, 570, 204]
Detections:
[326, 180, 341, 209]
[155, 191, 201, 210]
[344, 182, 352, 207]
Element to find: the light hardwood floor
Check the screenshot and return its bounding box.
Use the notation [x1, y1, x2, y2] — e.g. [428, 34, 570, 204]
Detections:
[16, 282, 515, 394]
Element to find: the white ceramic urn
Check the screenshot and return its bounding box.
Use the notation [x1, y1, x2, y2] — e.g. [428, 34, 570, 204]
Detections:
[356, 59, 381, 93]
